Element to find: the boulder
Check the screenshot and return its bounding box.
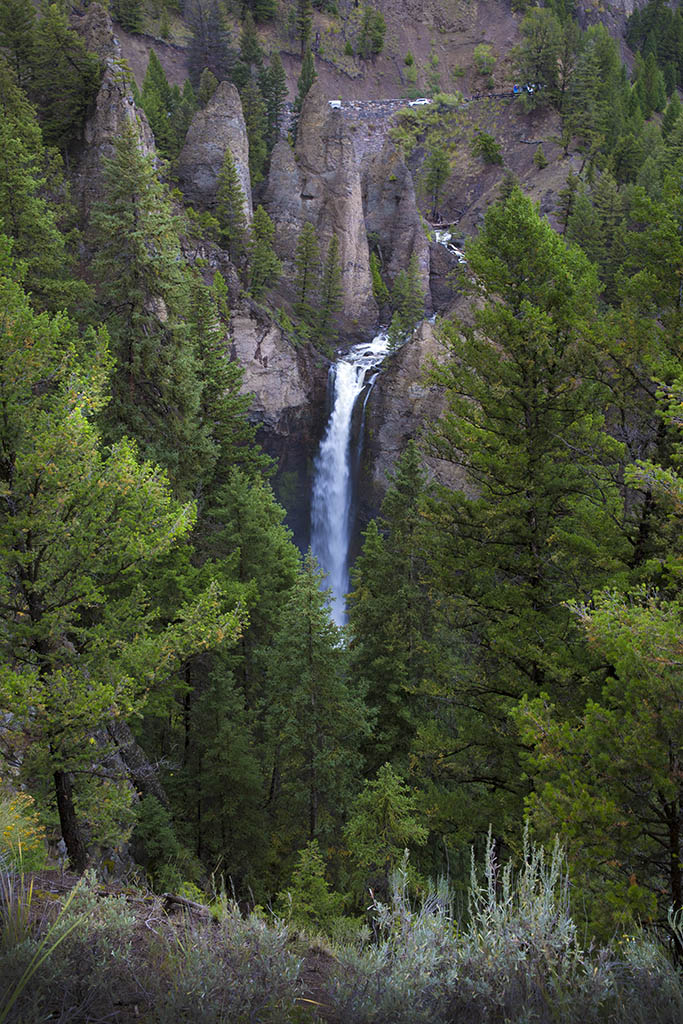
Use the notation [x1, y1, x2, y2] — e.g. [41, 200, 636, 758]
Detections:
[176, 82, 253, 222]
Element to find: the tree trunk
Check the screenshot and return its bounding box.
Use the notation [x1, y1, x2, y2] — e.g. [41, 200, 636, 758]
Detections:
[54, 769, 88, 873]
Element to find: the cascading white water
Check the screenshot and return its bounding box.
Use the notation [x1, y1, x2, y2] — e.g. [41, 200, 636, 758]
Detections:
[311, 330, 390, 626]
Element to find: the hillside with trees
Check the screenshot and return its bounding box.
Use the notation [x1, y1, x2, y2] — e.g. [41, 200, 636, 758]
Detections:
[0, 0, 682, 1020]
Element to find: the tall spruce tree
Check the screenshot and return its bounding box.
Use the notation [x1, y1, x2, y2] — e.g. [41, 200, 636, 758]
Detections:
[426, 187, 629, 841]
[264, 552, 369, 859]
[0, 238, 242, 870]
[315, 234, 343, 351]
[215, 145, 248, 263]
[91, 125, 209, 493]
[248, 205, 281, 299]
[293, 220, 320, 333]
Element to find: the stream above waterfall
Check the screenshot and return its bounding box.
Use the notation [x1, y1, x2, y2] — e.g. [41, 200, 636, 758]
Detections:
[310, 330, 390, 626]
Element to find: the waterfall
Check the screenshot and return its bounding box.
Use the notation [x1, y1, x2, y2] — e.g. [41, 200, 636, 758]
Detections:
[311, 330, 390, 625]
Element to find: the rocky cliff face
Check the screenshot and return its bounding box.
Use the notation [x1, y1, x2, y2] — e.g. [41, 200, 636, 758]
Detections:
[230, 305, 328, 546]
[176, 82, 253, 221]
[75, 5, 155, 215]
[265, 82, 379, 340]
[362, 140, 431, 308]
[359, 320, 466, 518]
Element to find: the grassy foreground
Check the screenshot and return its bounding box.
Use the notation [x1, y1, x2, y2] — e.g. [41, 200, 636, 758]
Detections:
[1, 839, 681, 1023]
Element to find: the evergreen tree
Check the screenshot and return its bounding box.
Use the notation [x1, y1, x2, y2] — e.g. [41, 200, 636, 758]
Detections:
[388, 251, 425, 347]
[293, 220, 320, 333]
[513, 8, 563, 108]
[357, 6, 386, 60]
[239, 9, 263, 69]
[0, 0, 35, 88]
[215, 145, 248, 263]
[556, 168, 579, 233]
[0, 59, 89, 316]
[296, 0, 313, 56]
[248, 205, 281, 299]
[91, 125, 209, 492]
[140, 50, 177, 158]
[0, 239, 242, 870]
[261, 52, 288, 151]
[197, 67, 219, 106]
[426, 187, 629, 841]
[112, 0, 143, 33]
[348, 442, 433, 770]
[292, 47, 316, 140]
[662, 90, 682, 138]
[424, 145, 450, 220]
[315, 234, 343, 351]
[369, 250, 390, 306]
[240, 78, 268, 184]
[187, 0, 234, 88]
[30, 3, 101, 152]
[265, 552, 369, 854]
[344, 764, 428, 901]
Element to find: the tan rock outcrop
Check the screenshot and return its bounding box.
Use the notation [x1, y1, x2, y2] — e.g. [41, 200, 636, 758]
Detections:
[75, 10, 155, 216]
[176, 82, 253, 222]
[264, 82, 378, 339]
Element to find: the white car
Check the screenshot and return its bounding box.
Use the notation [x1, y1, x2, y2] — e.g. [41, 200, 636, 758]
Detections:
[408, 97, 431, 107]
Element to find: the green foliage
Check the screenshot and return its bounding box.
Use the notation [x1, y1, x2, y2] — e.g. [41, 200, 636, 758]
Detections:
[132, 795, 198, 891]
[296, 0, 313, 55]
[0, 791, 46, 871]
[344, 765, 428, 899]
[240, 78, 268, 184]
[0, 238, 243, 868]
[293, 46, 317, 138]
[30, 3, 101, 151]
[293, 220, 321, 331]
[260, 52, 287, 150]
[423, 145, 450, 218]
[276, 839, 345, 929]
[388, 251, 425, 347]
[0, 60, 89, 317]
[91, 126, 210, 487]
[473, 43, 496, 76]
[369, 250, 389, 305]
[111, 0, 143, 33]
[471, 130, 503, 164]
[426, 187, 629, 842]
[533, 143, 549, 168]
[358, 6, 386, 60]
[248, 205, 281, 298]
[315, 234, 343, 351]
[187, 0, 234, 89]
[197, 67, 218, 106]
[0, 0, 35, 89]
[215, 145, 248, 261]
[265, 552, 369, 854]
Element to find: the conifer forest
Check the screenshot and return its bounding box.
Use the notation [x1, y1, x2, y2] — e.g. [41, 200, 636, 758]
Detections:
[0, 0, 682, 1020]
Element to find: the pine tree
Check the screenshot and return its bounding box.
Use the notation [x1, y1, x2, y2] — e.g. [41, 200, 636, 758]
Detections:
[0, 59, 89, 316]
[0, 0, 35, 89]
[240, 78, 268, 184]
[662, 91, 682, 138]
[388, 251, 425, 347]
[187, 0, 234, 88]
[239, 9, 263, 69]
[197, 67, 218, 106]
[426, 187, 629, 840]
[215, 145, 248, 262]
[0, 239, 242, 870]
[248, 205, 281, 299]
[292, 47, 316, 140]
[264, 552, 369, 853]
[348, 441, 433, 770]
[296, 0, 313, 56]
[91, 125, 209, 492]
[261, 52, 288, 151]
[112, 0, 143, 33]
[424, 145, 450, 220]
[315, 234, 343, 351]
[293, 220, 320, 333]
[556, 168, 579, 233]
[30, 3, 101, 152]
